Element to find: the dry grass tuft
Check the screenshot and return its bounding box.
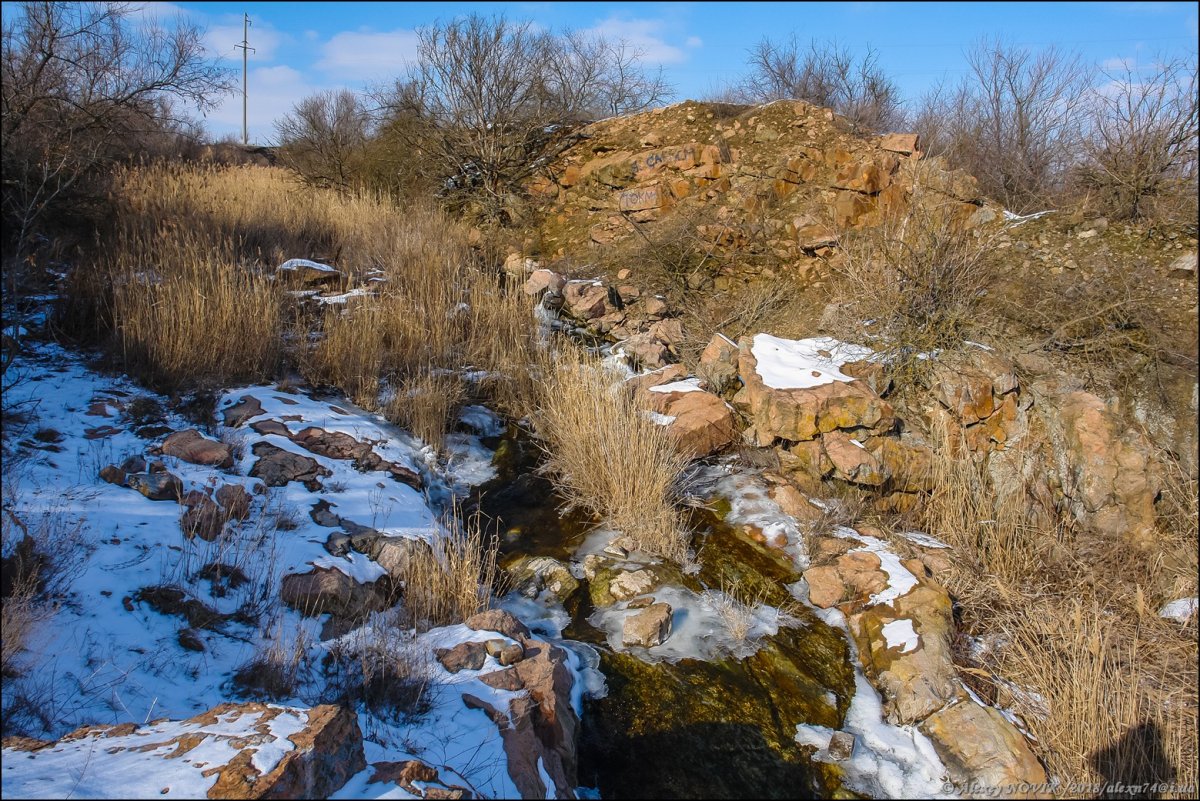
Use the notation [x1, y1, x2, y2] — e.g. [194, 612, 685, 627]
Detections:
[323, 610, 432, 720]
[399, 508, 500, 631]
[386, 371, 468, 455]
[110, 228, 284, 391]
[536, 350, 690, 563]
[233, 618, 311, 701]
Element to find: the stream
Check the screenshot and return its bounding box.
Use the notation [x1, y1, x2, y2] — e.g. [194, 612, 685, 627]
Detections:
[469, 423, 860, 799]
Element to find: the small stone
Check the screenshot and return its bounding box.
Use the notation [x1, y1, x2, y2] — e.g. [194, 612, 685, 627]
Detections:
[622, 602, 673, 648]
[497, 644, 525, 666]
[435, 641, 487, 673]
[828, 731, 855, 761]
[626, 597, 653, 609]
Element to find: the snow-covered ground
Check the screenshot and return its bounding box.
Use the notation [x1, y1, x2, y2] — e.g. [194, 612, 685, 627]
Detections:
[0, 340, 595, 798]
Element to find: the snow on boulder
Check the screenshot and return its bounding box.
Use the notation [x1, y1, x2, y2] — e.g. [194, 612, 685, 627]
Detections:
[733, 334, 894, 445]
[0, 702, 364, 799]
[276, 258, 342, 286]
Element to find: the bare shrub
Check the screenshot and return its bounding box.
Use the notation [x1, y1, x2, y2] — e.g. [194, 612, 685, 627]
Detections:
[737, 37, 901, 132]
[907, 38, 1092, 210]
[275, 89, 371, 192]
[399, 508, 500, 631]
[323, 610, 432, 720]
[536, 351, 689, 563]
[1, 1, 233, 258]
[828, 185, 997, 388]
[1077, 55, 1199, 222]
[381, 13, 673, 222]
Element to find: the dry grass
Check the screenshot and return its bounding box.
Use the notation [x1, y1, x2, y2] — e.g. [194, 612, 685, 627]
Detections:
[708, 576, 766, 642]
[535, 350, 690, 563]
[912, 419, 1199, 798]
[323, 610, 433, 720]
[110, 228, 284, 391]
[87, 162, 542, 430]
[1, 506, 88, 679]
[399, 508, 500, 631]
[386, 371, 468, 455]
[233, 617, 311, 701]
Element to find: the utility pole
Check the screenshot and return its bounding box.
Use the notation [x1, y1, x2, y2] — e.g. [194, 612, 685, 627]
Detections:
[235, 13, 255, 144]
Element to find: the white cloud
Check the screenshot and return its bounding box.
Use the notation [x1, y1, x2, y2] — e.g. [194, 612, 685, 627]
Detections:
[203, 17, 287, 64]
[200, 65, 321, 144]
[128, 2, 193, 28]
[316, 29, 420, 80]
[584, 16, 691, 65]
[685, 36, 703, 49]
[1102, 56, 1137, 72]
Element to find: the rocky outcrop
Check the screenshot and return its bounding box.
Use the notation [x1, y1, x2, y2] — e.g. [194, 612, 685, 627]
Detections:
[223, 395, 265, 428]
[459, 610, 579, 799]
[0, 702, 364, 799]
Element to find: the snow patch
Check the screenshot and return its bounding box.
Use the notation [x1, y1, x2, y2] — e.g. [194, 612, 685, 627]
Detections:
[751, 335, 874, 390]
[881, 619, 919, 654]
[1159, 597, 1198, 623]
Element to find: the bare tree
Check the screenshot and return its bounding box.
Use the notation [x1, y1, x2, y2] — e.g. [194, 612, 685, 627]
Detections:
[1078, 55, 1198, 221]
[275, 90, 372, 191]
[738, 36, 901, 132]
[372, 15, 674, 222]
[1, 1, 234, 255]
[958, 38, 1092, 210]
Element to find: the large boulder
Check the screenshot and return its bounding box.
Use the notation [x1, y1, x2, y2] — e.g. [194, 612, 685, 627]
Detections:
[280, 567, 391, 618]
[0, 702, 364, 799]
[161, 429, 234, 469]
[848, 568, 963, 725]
[1053, 391, 1159, 547]
[921, 700, 1049, 797]
[643, 382, 737, 458]
[733, 335, 894, 445]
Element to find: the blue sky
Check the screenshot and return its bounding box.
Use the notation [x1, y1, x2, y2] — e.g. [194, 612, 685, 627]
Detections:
[145, 2, 1200, 143]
